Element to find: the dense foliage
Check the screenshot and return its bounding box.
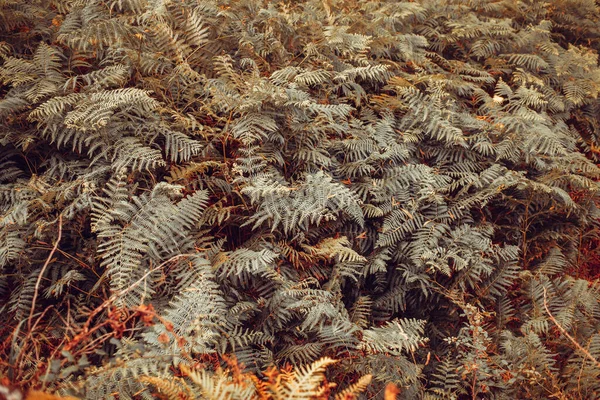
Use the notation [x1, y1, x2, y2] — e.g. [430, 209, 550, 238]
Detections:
[1, 0, 600, 398]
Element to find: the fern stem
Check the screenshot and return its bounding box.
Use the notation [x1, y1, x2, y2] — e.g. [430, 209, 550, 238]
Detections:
[543, 287, 600, 369]
[27, 214, 63, 334]
[65, 253, 197, 354]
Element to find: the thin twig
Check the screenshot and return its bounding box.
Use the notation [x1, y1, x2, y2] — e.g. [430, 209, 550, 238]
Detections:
[66, 253, 197, 351]
[28, 214, 63, 333]
[13, 305, 53, 382]
[108, 253, 197, 307]
[542, 287, 600, 369]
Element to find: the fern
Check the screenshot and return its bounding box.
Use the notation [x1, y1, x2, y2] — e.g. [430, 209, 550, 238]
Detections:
[2, 0, 600, 398]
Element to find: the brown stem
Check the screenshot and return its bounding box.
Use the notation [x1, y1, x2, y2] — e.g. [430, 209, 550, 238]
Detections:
[28, 215, 63, 333]
[543, 287, 600, 369]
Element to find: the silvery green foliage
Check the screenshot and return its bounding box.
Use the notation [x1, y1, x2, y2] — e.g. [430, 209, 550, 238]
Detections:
[1, 0, 599, 398]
